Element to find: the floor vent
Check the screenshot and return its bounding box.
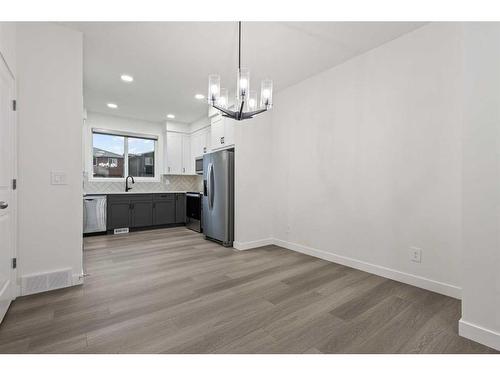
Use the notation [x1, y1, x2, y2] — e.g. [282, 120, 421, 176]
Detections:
[21, 269, 72, 296]
[114, 228, 129, 234]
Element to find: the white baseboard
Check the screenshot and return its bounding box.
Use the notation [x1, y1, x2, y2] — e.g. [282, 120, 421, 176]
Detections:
[459, 319, 500, 351]
[0, 300, 9, 324]
[273, 238, 462, 299]
[233, 238, 274, 251]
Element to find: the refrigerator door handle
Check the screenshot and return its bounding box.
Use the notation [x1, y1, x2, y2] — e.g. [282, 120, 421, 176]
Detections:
[208, 163, 213, 210]
[209, 163, 215, 210]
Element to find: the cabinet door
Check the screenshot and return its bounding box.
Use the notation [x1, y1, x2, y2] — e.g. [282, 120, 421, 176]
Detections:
[166, 132, 182, 174]
[191, 131, 202, 159]
[153, 200, 176, 225]
[175, 193, 186, 223]
[202, 127, 210, 154]
[131, 201, 153, 228]
[224, 118, 235, 147]
[107, 202, 131, 229]
[182, 134, 192, 174]
[191, 128, 210, 158]
[211, 118, 225, 150]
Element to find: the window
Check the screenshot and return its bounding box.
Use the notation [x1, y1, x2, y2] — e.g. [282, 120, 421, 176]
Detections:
[92, 130, 157, 179]
[92, 133, 125, 178]
[128, 137, 155, 178]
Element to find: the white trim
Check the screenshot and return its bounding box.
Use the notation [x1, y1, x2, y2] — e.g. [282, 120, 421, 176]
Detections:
[459, 319, 500, 351]
[190, 124, 211, 135]
[272, 239, 461, 299]
[233, 238, 274, 251]
[88, 176, 161, 183]
[72, 273, 84, 286]
[92, 127, 158, 140]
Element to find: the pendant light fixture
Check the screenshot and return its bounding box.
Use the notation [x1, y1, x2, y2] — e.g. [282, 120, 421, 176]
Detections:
[208, 22, 273, 121]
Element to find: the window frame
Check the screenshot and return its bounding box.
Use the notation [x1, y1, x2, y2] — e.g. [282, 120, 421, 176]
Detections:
[90, 128, 159, 182]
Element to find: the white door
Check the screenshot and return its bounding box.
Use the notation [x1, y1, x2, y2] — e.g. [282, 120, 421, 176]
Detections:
[166, 132, 182, 174]
[0, 57, 16, 323]
[181, 134, 192, 174]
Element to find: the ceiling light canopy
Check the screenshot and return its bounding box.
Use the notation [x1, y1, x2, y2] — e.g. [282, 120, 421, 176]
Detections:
[121, 74, 134, 82]
[167, 114, 175, 119]
[107, 103, 118, 109]
[208, 22, 273, 121]
[195, 94, 205, 100]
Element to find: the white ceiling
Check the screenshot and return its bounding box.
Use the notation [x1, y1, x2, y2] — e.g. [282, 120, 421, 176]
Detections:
[64, 22, 425, 124]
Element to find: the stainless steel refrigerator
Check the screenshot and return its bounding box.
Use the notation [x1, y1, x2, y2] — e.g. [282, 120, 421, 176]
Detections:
[202, 149, 234, 247]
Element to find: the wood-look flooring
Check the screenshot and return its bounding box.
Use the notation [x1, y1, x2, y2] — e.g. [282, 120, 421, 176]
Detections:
[0, 227, 496, 354]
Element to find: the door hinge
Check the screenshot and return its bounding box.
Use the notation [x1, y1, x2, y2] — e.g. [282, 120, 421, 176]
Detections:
[12, 99, 16, 111]
[12, 258, 16, 269]
[12, 179, 17, 190]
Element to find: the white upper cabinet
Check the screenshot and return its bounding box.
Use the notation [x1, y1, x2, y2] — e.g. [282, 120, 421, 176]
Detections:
[224, 118, 235, 147]
[211, 116, 225, 150]
[165, 131, 194, 175]
[210, 115, 235, 150]
[191, 127, 210, 158]
[182, 134, 192, 174]
[165, 132, 182, 175]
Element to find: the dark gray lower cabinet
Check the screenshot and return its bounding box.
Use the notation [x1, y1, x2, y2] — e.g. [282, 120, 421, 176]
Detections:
[107, 193, 183, 231]
[153, 194, 176, 225]
[175, 193, 186, 223]
[108, 201, 131, 229]
[131, 201, 153, 228]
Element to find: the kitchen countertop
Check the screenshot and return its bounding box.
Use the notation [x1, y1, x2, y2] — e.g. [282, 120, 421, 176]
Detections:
[84, 191, 202, 196]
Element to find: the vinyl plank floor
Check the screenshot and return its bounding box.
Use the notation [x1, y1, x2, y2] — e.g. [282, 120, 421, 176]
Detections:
[0, 227, 496, 354]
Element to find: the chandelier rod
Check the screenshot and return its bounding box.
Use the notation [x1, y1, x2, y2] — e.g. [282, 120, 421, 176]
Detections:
[238, 21, 241, 70]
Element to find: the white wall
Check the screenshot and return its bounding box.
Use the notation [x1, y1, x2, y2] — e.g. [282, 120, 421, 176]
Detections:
[459, 23, 500, 351]
[84, 112, 165, 180]
[234, 111, 274, 249]
[268, 23, 463, 297]
[0, 22, 16, 77]
[16, 23, 83, 292]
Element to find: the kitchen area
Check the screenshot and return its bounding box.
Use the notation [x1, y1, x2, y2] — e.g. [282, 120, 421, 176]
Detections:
[82, 106, 236, 247]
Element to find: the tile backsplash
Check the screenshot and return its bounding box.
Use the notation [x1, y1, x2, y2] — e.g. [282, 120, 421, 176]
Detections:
[83, 173, 203, 194]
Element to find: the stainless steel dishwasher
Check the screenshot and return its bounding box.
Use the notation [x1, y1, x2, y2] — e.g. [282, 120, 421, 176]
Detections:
[83, 195, 107, 234]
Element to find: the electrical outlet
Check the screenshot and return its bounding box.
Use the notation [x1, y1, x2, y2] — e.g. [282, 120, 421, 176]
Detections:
[409, 247, 422, 263]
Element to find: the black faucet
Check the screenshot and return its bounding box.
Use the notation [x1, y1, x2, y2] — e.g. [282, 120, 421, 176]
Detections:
[125, 175, 135, 192]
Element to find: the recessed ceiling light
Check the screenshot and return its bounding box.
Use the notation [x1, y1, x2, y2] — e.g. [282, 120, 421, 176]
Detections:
[167, 114, 175, 119]
[120, 74, 134, 82]
[107, 103, 118, 109]
[195, 94, 205, 100]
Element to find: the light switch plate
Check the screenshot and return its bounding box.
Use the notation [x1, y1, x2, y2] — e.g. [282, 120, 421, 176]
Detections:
[51, 171, 68, 185]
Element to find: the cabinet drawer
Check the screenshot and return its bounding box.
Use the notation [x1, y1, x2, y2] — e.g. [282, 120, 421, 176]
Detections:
[107, 195, 131, 203]
[129, 194, 153, 202]
[108, 194, 152, 203]
[153, 193, 175, 201]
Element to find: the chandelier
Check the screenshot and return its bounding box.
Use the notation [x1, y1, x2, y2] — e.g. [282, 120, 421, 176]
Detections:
[208, 22, 273, 121]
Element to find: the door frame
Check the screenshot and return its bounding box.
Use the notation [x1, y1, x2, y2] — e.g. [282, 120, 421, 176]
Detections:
[0, 51, 18, 301]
